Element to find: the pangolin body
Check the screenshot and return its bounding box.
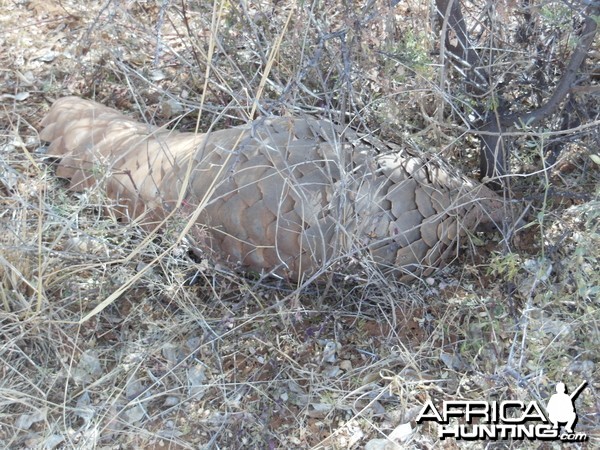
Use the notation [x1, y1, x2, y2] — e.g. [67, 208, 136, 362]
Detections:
[40, 96, 506, 282]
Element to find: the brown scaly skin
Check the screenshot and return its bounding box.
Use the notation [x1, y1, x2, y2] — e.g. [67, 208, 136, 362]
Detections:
[40, 96, 508, 282]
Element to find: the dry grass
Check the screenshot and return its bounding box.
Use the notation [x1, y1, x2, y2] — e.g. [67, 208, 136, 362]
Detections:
[0, 0, 598, 448]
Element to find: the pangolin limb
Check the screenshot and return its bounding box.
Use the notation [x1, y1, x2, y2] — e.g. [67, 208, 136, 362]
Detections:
[40, 96, 506, 282]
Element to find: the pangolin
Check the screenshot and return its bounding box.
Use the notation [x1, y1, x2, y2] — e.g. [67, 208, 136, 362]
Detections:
[40, 96, 506, 282]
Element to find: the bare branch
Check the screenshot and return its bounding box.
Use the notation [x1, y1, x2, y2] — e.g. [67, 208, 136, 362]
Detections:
[435, 0, 600, 185]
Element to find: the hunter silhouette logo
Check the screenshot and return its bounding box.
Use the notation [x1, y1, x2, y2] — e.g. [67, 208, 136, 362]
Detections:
[546, 381, 587, 434]
[416, 380, 588, 441]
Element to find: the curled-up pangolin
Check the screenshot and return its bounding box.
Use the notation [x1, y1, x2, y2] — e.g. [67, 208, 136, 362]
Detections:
[40, 96, 507, 282]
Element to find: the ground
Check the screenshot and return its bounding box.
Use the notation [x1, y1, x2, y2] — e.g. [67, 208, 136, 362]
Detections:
[0, 1, 598, 449]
